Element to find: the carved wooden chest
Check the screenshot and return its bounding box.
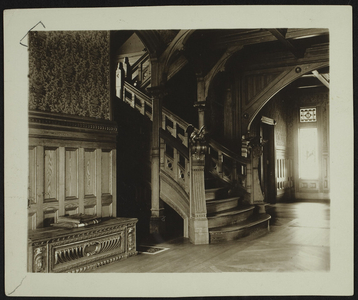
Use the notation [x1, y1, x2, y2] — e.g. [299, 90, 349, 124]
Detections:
[28, 218, 137, 273]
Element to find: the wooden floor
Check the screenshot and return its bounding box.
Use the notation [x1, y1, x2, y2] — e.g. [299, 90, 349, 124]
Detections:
[91, 201, 330, 273]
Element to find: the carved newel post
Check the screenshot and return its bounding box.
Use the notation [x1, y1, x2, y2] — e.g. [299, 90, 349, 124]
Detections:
[188, 125, 209, 244]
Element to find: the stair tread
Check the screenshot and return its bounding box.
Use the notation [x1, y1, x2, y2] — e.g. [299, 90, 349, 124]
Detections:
[209, 214, 271, 233]
[207, 205, 254, 218]
[206, 196, 240, 204]
[205, 187, 228, 193]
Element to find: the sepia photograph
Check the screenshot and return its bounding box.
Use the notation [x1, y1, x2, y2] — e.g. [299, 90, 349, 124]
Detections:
[4, 6, 353, 297]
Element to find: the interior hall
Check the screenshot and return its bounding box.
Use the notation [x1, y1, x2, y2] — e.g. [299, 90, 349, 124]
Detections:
[26, 29, 330, 273]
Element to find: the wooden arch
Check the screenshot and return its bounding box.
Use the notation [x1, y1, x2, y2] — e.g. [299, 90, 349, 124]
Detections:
[161, 30, 196, 73]
[243, 61, 329, 134]
[203, 45, 243, 100]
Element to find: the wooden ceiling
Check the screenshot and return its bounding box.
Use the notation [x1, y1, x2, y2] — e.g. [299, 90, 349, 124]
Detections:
[119, 28, 329, 88]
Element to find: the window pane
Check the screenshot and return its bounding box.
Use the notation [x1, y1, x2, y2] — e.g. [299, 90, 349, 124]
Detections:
[299, 128, 319, 179]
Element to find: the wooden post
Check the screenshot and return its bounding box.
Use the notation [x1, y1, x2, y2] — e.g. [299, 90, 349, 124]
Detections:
[115, 62, 123, 99]
[194, 73, 206, 128]
[148, 86, 167, 235]
[188, 127, 209, 244]
[124, 57, 131, 82]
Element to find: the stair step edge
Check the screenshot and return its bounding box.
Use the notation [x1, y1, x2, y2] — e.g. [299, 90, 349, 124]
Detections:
[209, 214, 271, 233]
[206, 197, 241, 204]
[207, 206, 255, 218]
[205, 187, 228, 193]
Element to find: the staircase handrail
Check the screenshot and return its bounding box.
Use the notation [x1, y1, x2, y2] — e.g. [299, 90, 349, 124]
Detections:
[123, 81, 190, 132]
[131, 52, 150, 73]
[208, 139, 249, 165]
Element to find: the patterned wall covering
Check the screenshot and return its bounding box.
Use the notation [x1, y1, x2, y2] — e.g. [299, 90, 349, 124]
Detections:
[29, 31, 110, 119]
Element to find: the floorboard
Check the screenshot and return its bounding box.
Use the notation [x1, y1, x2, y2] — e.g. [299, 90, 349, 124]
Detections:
[90, 201, 330, 273]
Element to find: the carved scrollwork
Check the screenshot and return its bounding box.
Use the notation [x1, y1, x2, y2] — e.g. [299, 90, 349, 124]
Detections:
[83, 241, 101, 256]
[34, 247, 46, 272]
[243, 136, 268, 159]
[188, 125, 207, 161]
[127, 227, 135, 251]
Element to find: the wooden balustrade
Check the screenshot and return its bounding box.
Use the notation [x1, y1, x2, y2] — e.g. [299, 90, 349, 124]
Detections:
[124, 52, 151, 88]
[207, 139, 248, 188]
[122, 80, 248, 193]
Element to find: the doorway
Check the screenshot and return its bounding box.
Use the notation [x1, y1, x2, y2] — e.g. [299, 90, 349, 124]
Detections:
[260, 122, 276, 204]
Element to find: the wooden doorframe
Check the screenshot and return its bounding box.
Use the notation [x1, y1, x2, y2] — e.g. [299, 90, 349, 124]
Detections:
[260, 117, 276, 204]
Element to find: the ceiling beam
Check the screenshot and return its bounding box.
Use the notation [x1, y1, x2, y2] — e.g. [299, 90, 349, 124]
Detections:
[312, 70, 330, 89]
[268, 29, 305, 58]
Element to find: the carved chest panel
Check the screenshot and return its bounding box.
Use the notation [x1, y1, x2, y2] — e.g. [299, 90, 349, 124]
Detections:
[28, 218, 137, 273]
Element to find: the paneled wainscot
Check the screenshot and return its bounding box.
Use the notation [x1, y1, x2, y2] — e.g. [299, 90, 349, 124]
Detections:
[28, 111, 138, 272]
[28, 110, 118, 228]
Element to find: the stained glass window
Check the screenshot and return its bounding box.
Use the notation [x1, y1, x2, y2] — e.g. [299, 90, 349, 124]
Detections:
[300, 107, 317, 122]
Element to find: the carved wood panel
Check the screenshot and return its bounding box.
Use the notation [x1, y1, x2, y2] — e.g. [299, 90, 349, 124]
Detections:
[84, 149, 96, 197]
[101, 150, 112, 195]
[65, 148, 78, 199]
[44, 148, 59, 202]
[84, 205, 97, 216]
[43, 206, 59, 227]
[28, 147, 37, 205]
[64, 199, 79, 215]
[28, 212, 37, 231]
[101, 203, 112, 218]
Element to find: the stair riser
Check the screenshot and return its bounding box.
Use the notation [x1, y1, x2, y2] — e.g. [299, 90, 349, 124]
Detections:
[206, 199, 239, 214]
[205, 189, 229, 201]
[209, 220, 270, 243]
[208, 209, 254, 228]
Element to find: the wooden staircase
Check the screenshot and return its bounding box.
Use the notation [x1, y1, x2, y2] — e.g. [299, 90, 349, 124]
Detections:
[118, 52, 271, 244]
[205, 177, 271, 243]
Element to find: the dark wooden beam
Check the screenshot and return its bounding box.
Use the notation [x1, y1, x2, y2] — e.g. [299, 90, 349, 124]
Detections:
[268, 29, 305, 58]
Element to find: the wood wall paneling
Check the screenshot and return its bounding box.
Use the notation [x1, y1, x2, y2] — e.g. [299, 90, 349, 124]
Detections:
[64, 199, 80, 215]
[28, 212, 36, 231]
[96, 149, 102, 217]
[58, 147, 65, 216]
[84, 205, 97, 216]
[101, 150, 111, 195]
[111, 149, 117, 217]
[84, 149, 96, 197]
[35, 146, 45, 228]
[78, 148, 85, 214]
[43, 206, 59, 227]
[44, 147, 59, 202]
[28, 112, 118, 228]
[101, 203, 112, 218]
[65, 148, 79, 199]
[28, 147, 37, 205]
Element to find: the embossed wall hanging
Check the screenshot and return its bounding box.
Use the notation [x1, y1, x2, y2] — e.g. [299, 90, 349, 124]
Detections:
[29, 31, 110, 120]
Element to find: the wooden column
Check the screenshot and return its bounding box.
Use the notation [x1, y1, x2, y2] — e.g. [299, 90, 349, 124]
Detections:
[148, 86, 166, 235]
[194, 74, 206, 128]
[188, 127, 209, 244]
